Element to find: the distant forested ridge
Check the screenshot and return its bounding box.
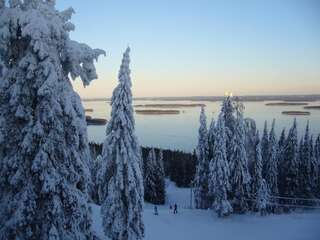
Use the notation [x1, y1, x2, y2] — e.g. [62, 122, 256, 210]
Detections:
[82, 94, 320, 102]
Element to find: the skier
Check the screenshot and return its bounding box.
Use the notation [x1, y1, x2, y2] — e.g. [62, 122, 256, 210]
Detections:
[173, 203, 178, 214]
[154, 205, 158, 216]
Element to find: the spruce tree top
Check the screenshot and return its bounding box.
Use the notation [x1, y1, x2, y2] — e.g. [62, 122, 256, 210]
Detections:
[221, 95, 236, 134]
[196, 106, 208, 160]
[106, 47, 136, 140]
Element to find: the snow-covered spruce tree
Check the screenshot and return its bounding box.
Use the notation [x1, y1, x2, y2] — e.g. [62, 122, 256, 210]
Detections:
[221, 95, 236, 163]
[278, 129, 287, 151]
[208, 112, 233, 217]
[282, 119, 299, 205]
[299, 121, 313, 198]
[158, 149, 165, 178]
[100, 47, 144, 240]
[298, 138, 304, 191]
[315, 135, 320, 164]
[278, 128, 287, 195]
[255, 179, 270, 216]
[207, 118, 216, 162]
[309, 136, 319, 198]
[261, 121, 269, 178]
[193, 106, 210, 209]
[158, 149, 166, 201]
[244, 118, 258, 165]
[265, 120, 279, 210]
[229, 102, 251, 213]
[155, 149, 166, 204]
[91, 155, 103, 204]
[251, 131, 263, 210]
[144, 148, 166, 205]
[314, 135, 320, 196]
[207, 118, 216, 206]
[0, 1, 105, 239]
[144, 149, 157, 203]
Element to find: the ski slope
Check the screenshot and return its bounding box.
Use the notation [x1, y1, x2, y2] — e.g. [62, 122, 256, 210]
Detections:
[91, 181, 320, 240]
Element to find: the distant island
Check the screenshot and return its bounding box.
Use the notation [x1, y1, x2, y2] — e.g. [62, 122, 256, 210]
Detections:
[304, 106, 320, 110]
[86, 116, 107, 125]
[134, 103, 205, 108]
[135, 110, 180, 115]
[266, 102, 308, 106]
[282, 111, 311, 116]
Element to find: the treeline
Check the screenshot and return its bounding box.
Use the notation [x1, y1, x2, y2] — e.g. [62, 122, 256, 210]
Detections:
[194, 96, 320, 217]
[142, 147, 196, 188]
[89, 144, 196, 188]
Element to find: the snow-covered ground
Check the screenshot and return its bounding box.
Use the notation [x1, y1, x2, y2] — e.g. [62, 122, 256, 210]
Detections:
[92, 181, 320, 240]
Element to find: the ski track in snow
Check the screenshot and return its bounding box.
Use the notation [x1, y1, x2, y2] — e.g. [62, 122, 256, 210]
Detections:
[91, 181, 320, 240]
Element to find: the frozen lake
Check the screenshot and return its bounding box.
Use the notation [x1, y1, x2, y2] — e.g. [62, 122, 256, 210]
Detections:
[84, 100, 320, 152]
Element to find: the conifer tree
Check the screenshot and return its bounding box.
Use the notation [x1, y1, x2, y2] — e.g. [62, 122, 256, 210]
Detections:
[208, 113, 233, 217]
[156, 149, 166, 204]
[266, 122, 279, 192]
[278, 128, 287, 195]
[159, 149, 165, 178]
[207, 118, 216, 206]
[244, 118, 258, 164]
[314, 135, 320, 196]
[251, 132, 263, 207]
[207, 118, 216, 162]
[0, 1, 104, 239]
[221, 95, 236, 163]
[309, 136, 319, 198]
[144, 149, 156, 203]
[315, 135, 320, 163]
[100, 47, 144, 240]
[265, 120, 279, 212]
[256, 179, 270, 216]
[261, 121, 269, 177]
[282, 119, 299, 204]
[299, 121, 313, 198]
[278, 129, 287, 150]
[229, 102, 251, 213]
[193, 107, 210, 209]
[158, 149, 166, 202]
[92, 155, 103, 204]
[144, 149, 166, 205]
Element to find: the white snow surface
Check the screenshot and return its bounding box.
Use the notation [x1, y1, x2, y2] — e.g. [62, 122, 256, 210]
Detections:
[91, 180, 320, 240]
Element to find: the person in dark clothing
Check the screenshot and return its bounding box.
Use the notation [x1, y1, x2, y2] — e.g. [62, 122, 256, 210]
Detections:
[154, 205, 158, 215]
[173, 203, 178, 214]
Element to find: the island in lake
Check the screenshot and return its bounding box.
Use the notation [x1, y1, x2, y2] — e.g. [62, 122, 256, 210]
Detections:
[266, 102, 308, 106]
[135, 109, 180, 115]
[134, 103, 206, 108]
[86, 116, 107, 125]
[282, 111, 311, 116]
[304, 106, 320, 110]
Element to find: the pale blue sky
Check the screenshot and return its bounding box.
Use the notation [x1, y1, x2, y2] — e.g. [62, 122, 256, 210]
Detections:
[57, 0, 320, 98]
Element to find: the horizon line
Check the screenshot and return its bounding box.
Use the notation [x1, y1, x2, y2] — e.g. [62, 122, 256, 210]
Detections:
[81, 93, 320, 100]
